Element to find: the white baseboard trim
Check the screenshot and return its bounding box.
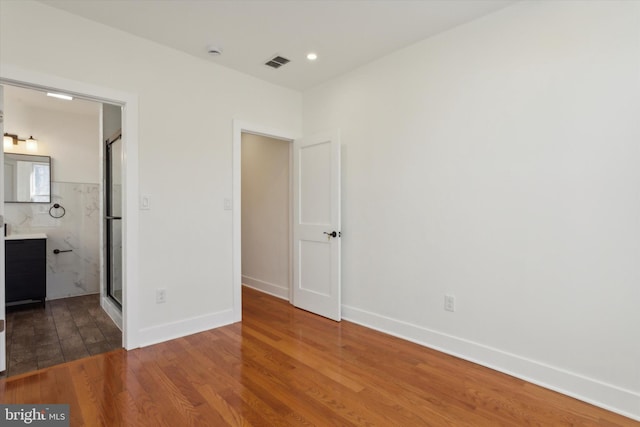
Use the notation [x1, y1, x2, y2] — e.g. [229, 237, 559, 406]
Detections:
[342, 304, 640, 422]
[242, 275, 289, 300]
[47, 291, 100, 301]
[101, 296, 123, 331]
[138, 308, 236, 348]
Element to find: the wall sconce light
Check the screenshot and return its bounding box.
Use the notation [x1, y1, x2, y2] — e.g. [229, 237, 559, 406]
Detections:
[26, 136, 38, 151]
[3, 133, 39, 152]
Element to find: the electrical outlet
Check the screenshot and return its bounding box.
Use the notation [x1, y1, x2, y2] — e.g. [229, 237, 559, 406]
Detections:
[444, 294, 455, 312]
[156, 289, 166, 304]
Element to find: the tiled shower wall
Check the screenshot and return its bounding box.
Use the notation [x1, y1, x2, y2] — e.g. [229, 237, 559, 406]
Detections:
[5, 181, 100, 300]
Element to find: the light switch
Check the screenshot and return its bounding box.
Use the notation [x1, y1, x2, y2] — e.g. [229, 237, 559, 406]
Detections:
[224, 198, 232, 211]
[140, 194, 151, 210]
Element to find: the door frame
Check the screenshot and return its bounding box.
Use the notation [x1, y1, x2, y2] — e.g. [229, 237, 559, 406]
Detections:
[0, 65, 140, 350]
[104, 130, 124, 311]
[0, 85, 5, 371]
[232, 120, 297, 321]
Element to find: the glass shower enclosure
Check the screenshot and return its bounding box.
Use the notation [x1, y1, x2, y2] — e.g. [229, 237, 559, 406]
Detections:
[105, 132, 123, 307]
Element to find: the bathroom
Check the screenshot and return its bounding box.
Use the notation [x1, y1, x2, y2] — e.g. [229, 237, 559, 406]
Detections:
[2, 84, 122, 377]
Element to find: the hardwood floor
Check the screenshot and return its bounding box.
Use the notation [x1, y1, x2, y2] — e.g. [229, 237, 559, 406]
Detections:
[0, 287, 636, 426]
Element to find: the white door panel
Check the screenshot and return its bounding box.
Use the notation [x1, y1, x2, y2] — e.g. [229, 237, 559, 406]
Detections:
[293, 131, 341, 321]
[299, 142, 332, 225]
[300, 239, 332, 296]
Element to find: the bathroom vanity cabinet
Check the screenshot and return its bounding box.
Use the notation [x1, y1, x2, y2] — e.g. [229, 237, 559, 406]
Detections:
[5, 234, 47, 307]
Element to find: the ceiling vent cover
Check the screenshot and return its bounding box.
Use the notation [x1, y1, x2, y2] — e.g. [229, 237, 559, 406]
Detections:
[265, 55, 290, 69]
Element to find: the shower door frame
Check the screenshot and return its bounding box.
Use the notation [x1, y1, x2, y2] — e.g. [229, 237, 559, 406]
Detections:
[105, 131, 123, 309]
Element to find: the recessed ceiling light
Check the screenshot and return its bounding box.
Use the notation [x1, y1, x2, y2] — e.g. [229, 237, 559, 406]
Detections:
[47, 92, 73, 101]
[306, 52, 318, 61]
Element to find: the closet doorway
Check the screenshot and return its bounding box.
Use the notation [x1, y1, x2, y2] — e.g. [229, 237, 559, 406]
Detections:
[240, 132, 292, 301]
[233, 121, 342, 321]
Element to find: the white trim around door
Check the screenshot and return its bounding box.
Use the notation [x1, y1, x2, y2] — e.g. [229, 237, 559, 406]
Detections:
[0, 64, 140, 350]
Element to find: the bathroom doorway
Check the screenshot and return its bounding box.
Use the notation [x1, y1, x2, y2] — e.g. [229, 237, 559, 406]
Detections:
[0, 67, 140, 366]
[0, 84, 123, 377]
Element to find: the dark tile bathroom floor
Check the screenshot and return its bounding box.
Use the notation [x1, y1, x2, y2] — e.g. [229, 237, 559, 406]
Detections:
[2, 294, 122, 378]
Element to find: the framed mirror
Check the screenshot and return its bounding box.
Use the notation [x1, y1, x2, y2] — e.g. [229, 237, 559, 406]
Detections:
[4, 153, 51, 203]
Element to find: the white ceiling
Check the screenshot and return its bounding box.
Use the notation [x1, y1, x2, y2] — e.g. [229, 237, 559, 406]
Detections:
[3, 85, 100, 116]
[38, 0, 516, 91]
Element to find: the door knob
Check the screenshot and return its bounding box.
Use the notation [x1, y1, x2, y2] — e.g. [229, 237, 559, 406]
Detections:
[323, 231, 338, 238]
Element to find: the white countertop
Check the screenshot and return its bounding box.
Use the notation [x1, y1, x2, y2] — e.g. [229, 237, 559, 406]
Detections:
[5, 233, 48, 240]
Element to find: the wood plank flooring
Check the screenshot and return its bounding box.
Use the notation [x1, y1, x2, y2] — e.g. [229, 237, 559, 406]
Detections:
[0, 287, 636, 426]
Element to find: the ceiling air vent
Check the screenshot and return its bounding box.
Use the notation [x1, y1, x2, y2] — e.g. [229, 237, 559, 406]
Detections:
[265, 55, 290, 69]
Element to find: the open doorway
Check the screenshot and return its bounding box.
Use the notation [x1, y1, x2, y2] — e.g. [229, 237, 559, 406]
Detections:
[0, 84, 123, 377]
[233, 121, 342, 322]
[232, 121, 297, 319]
[0, 67, 139, 377]
[240, 132, 292, 301]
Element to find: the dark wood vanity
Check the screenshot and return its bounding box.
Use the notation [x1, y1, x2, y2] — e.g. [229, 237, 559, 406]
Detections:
[5, 234, 47, 307]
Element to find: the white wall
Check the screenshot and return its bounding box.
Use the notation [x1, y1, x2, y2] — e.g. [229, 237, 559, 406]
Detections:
[103, 103, 122, 145]
[303, 0, 640, 420]
[241, 133, 290, 299]
[0, 1, 302, 342]
[4, 101, 100, 183]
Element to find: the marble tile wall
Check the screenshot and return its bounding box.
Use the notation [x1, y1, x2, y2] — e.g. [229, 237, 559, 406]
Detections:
[5, 181, 101, 300]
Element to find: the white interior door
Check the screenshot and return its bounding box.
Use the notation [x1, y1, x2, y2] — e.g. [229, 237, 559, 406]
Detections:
[0, 84, 6, 372]
[292, 130, 341, 321]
